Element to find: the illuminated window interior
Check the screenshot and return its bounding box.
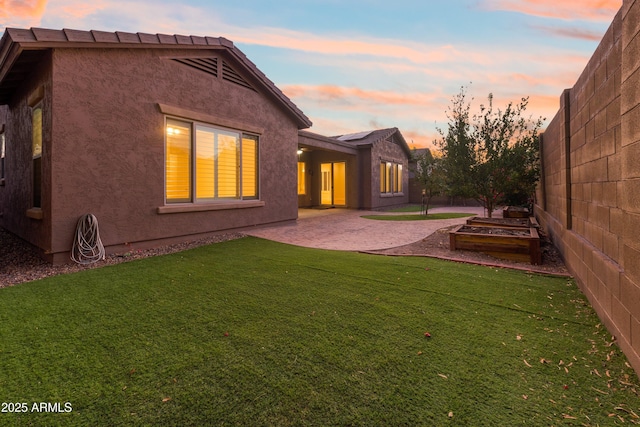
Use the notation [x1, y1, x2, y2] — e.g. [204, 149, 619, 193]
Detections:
[380, 161, 403, 195]
[32, 106, 42, 207]
[297, 162, 306, 195]
[166, 118, 258, 203]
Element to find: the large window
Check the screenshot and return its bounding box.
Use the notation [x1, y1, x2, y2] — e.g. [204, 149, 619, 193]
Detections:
[165, 118, 258, 203]
[380, 161, 403, 195]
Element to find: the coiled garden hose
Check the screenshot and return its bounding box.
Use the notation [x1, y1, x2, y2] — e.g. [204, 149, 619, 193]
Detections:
[71, 214, 105, 265]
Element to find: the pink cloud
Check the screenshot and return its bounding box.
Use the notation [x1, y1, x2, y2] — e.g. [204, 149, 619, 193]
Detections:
[530, 25, 604, 41]
[480, 0, 621, 21]
[283, 84, 443, 108]
[0, 0, 47, 25]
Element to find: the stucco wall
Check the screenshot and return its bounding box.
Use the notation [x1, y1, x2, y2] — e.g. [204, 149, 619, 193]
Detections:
[14, 46, 303, 261]
[536, 1, 640, 374]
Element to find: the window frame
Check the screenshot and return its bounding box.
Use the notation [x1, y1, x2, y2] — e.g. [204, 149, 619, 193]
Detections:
[164, 116, 260, 205]
[0, 126, 5, 185]
[32, 102, 43, 208]
[380, 160, 404, 196]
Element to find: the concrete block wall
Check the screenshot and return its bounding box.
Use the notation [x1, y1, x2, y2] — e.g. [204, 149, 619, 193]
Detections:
[536, 0, 640, 373]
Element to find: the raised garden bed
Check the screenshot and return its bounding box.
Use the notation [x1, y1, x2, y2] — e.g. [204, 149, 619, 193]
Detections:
[502, 206, 530, 218]
[466, 216, 539, 229]
[449, 225, 542, 265]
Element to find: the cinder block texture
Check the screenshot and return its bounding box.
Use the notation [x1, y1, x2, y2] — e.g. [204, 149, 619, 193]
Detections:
[538, 3, 640, 377]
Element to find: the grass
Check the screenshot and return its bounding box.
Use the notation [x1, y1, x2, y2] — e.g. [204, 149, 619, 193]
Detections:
[387, 205, 425, 212]
[1, 237, 639, 426]
[361, 212, 473, 221]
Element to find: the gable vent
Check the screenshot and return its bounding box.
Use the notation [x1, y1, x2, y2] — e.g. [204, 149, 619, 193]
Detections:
[222, 61, 256, 92]
[173, 58, 218, 77]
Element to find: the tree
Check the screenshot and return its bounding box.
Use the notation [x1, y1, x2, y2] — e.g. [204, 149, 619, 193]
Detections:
[436, 87, 544, 217]
[411, 148, 446, 215]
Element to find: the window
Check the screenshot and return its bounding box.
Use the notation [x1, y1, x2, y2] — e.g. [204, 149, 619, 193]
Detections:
[394, 164, 403, 193]
[0, 130, 5, 182]
[297, 162, 306, 195]
[165, 118, 259, 203]
[32, 105, 43, 207]
[380, 161, 403, 195]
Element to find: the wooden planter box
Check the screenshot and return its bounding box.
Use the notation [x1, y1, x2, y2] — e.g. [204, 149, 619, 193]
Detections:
[466, 216, 539, 229]
[502, 206, 530, 218]
[449, 225, 542, 265]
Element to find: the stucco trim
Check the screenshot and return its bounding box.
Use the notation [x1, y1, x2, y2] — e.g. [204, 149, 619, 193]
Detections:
[26, 207, 43, 219]
[158, 103, 264, 135]
[157, 200, 265, 214]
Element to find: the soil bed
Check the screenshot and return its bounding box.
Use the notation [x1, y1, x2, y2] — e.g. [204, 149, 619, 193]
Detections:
[466, 216, 536, 229]
[457, 225, 531, 236]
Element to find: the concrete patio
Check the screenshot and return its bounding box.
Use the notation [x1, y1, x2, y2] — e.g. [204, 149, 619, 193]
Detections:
[245, 206, 494, 251]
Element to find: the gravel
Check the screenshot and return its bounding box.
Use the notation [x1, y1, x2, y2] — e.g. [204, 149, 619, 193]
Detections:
[0, 227, 245, 288]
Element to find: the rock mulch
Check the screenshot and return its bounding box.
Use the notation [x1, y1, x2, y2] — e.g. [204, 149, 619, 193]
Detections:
[0, 228, 244, 288]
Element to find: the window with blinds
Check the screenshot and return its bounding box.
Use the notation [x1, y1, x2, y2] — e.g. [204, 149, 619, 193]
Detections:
[165, 119, 259, 203]
[380, 161, 403, 195]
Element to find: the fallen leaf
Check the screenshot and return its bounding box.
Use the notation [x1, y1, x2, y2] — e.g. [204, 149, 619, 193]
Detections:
[438, 373, 448, 379]
[424, 332, 431, 338]
[524, 359, 532, 368]
[540, 358, 550, 364]
[129, 368, 136, 376]
[162, 397, 171, 402]
[448, 411, 454, 418]
[562, 414, 577, 419]
[522, 395, 528, 400]
[516, 334, 522, 340]
[591, 387, 608, 395]
[593, 368, 601, 377]
[417, 351, 423, 355]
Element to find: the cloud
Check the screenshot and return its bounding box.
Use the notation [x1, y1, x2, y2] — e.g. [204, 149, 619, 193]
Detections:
[530, 25, 604, 41]
[0, 0, 48, 27]
[480, 0, 621, 22]
[282, 85, 446, 108]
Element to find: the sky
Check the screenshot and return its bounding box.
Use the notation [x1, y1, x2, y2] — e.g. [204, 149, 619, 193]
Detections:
[1, 0, 623, 148]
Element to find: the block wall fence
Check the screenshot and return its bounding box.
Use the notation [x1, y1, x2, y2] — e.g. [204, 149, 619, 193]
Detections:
[535, 0, 640, 374]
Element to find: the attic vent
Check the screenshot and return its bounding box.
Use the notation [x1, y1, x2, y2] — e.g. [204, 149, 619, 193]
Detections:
[222, 61, 256, 91]
[173, 58, 218, 77]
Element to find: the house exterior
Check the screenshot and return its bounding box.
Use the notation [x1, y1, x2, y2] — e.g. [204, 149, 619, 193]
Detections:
[297, 128, 410, 210]
[0, 27, 311, 263]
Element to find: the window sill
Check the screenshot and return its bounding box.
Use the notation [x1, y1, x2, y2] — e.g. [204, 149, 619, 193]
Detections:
[26, 207, 43, 220]
[380, 193, 404, 198]
[157, 200, 265, 214]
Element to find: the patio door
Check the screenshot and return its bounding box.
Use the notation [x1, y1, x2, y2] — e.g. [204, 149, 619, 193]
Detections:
[320, 162, 346, 206]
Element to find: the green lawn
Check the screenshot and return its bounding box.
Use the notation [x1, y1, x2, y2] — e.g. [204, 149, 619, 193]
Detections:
[1, 237, 639, 426]
[361, 212, 473, 221]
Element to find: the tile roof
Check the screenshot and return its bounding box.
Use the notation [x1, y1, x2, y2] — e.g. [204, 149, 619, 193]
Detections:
[0, 27, 312, 128]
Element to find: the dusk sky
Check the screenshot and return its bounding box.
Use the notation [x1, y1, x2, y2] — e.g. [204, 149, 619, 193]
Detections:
[1, 0, 622, 148]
